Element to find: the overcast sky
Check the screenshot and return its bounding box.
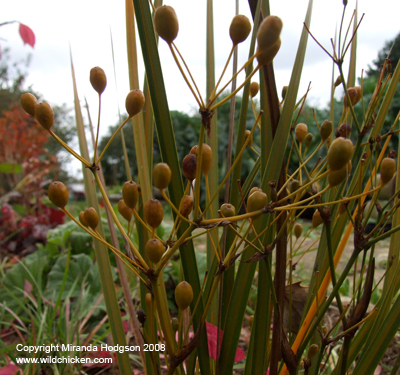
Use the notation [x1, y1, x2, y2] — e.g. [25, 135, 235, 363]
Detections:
[2, 0, 399, 172]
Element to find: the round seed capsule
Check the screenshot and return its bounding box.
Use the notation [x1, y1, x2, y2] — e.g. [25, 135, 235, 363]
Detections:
[244, 130, 253, 147]
[307, 344, 319, 360]
[281, 86, 288, 100]
[336, 123, 351, 139]
[154, 5, 179, 44]
[84, 207, 99, 230]
[125, 89, 145, 117]
[247, 190, 267, 217]
[304, 133, 313, 148]
[175, 281, 193, 310]
[380, 158, 396, 184]
[250, 82, 259, 98]
[153, 163, 172, 190]
[122, 181, 139, 209]
[343, 87, 362, 108]
[179, 195, 194, 217]
[290, 180, 300, 194]
[145, 238, 164, 264]
[295, 123, 308, 143]
[320, 120, 333, 141]
[182, 154, 197, 181]
[145, 293, 152, 308]
[90, 67, 107, 94]
[229, 14, 252, 45]
[220, 203, 236, 218]
[294, 223, 303, 239]
[79, 211, 89, 227]
[190, 144, 212, 175]
[118, 199, 133, 222]
[171, 317, 179, 332]
[257, 15, 283, 52]
[312, 210, 323, 229]
[328, 161, 352, 187]
[48, 181, 69, 208]
[144, 199, 164, 229]
[327, 137, 353, 171]
[20, 93, 37, 116]
[35, 102, 54, 130]
[256, 38, 281, 66]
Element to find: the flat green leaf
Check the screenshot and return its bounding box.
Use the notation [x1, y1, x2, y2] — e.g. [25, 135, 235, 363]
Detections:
[0, 163, 22, 174]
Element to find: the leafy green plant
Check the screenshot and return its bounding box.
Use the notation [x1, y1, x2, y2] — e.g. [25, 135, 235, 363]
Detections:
[14, 1, 400, 374]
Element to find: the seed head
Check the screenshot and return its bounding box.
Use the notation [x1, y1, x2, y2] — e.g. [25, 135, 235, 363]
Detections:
[327, 137, 353, 171]
[154, 5, 179, 44]
[20, 93, 37, 116]
[84, 207, 99, 230]
[35, 102, 54, 130]
[144, 199, 164, 229]
[182, 154, 197, 181]
[175, 281, 193, 310]
[190, 144, 212, 175]
[118, 199, 133, 222]
[295, 123, 308, 143]
[153, 163, 172, 190]
[229, 15, 251, 45]
[145, 238, 165, 264]
[48, 181, 69, 208]
[90, 67, 107, 94]
[125, 89, 145, 117]
[122, 181, 139, 209]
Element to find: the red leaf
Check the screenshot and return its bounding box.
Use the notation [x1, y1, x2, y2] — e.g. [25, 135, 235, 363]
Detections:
[18, 23, 35, 48]
[205, 322, 245, 363]
[0, 364, 22, 375]
[83, 347, 116, 369]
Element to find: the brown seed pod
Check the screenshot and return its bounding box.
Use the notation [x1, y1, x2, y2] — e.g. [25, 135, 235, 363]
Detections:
[307, 344, 319, 360]
[257, 15, 283, 53]
[179, 195, 193, 217]
[20, 93, 37, 116]
[256, 37, 281, 66]
[248, 315, 254, 329]
[380, 158, 396, 184]
[175, 281, 193, 310]
[250, 82, 260, 98]
[244, 130, 253, 148]
[304, 133, 313, 148]
[343, 87, 362, 108]
[182, 154, 197, 181]
[327, 137, 353, 171]
[247, 190, 267, 217]
[295, 123, 308, 143]
[338, 201, 348, 216]
[118, 199, 133, 222]
[79, 211, 89, 227]
[328, 161, 352, 187]
[334, 76, 342, 87]
[84, 207, 99, 230]
[145, 238, 165, 264]
[220, 203, 236, 218]
[294, 223, 303, 239]
[35, 102, 54, 130]
[336, 123, 351, 139]
[281, 85, 288, 100]
[48, 181, 69, 208]
[229, 14, 251, 45]
[122, 181, 139, 209]
[249, 187, 262, 196]
[171, 317, 179, 332]
[89, 67, 107, 94]
[290, 180, 300, 193]
[125, 89, 145, 117]
[145, 293, 152, 308]
[154, 5, 179, 44]
[153, 163, 172, 190]
[190, 144, 213, 175]
[320, 120, 333, 141]
[144, 199, 164, 229]
[312, 210, 323, 229]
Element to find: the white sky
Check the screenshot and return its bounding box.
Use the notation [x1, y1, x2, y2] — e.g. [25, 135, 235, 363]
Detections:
[2, 0, 399, 175]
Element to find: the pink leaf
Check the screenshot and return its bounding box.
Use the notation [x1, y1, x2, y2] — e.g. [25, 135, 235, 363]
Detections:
[205, 322, 245, 363]
[18, 23, 35, 48]
[23, 280, 32, 297]
[0, 364, 22, 375]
